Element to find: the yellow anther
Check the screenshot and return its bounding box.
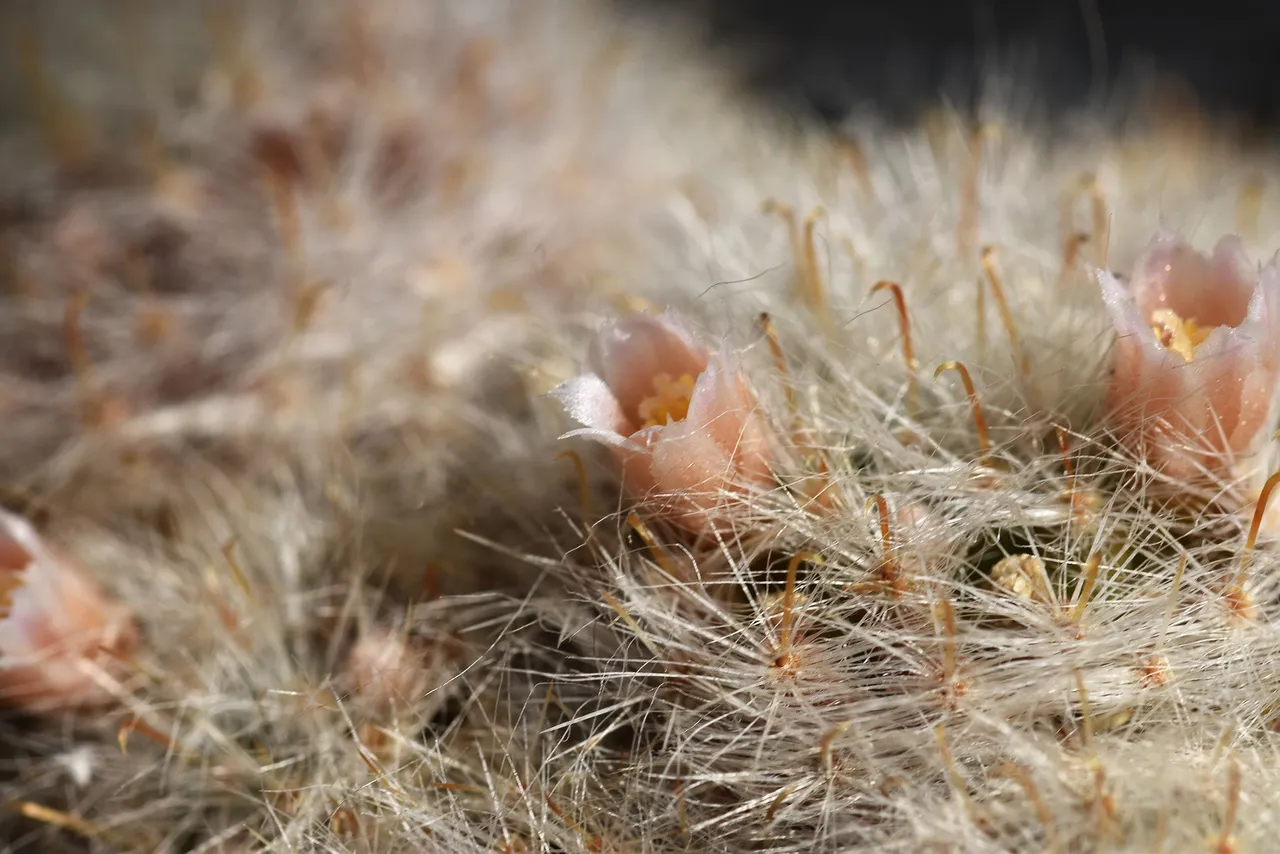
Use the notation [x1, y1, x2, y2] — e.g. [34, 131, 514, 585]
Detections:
[637, 373, 696, 427]
[1150, 308, 1211, 362]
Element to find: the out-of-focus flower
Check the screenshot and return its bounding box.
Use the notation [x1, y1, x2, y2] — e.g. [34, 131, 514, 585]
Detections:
[991, 553, 1051, 603]
[0, 510, 137, 711]
[1098, 230, 1280, 480]
[550, 309, 773, 530]
[341, 628, 434, 715]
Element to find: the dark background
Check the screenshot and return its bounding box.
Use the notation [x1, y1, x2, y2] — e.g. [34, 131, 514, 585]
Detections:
[644, 0, 1280, 129]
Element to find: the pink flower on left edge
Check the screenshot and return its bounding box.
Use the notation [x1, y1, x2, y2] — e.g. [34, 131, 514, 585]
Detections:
[550, 310, 774, 530]
[0, 511, 138, 711]
[1098, 230, 1280, 480]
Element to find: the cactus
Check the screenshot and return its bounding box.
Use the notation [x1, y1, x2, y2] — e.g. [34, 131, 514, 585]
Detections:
[2, 1, 1279, 852]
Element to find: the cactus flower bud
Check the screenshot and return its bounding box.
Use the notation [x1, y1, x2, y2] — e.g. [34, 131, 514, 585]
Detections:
[551, 310, 774, 530]
[1098, 231, 1280, 481]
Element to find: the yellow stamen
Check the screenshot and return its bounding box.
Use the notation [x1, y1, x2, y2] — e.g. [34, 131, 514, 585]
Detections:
[0, 569, 24, 618]
[1150, 308, 1212, 362]
[637, 372, 696, 427]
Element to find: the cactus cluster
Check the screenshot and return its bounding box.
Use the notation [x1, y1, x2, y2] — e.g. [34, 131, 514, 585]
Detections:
[3, 2, 1280, 852]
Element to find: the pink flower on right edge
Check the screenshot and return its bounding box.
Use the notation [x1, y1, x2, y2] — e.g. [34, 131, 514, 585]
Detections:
[1098, 230, 1280, 481]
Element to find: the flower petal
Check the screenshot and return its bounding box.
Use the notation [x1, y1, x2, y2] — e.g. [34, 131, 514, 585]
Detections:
[0, 511, 44, 572]
[1129, 230, 1253, 326]
[549, 373, 634, 436]
[647, 420, 735, 512]
[1233, 363, 1280, 450]
[685, 354, 773, 482]
[1098, 268, 1160, 352]
[0, 511, 137, 711]
[560, 426, 645, 453]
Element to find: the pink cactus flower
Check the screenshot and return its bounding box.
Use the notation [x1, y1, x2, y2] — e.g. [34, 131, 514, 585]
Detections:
[1098, 230, 1280, 480]
[551, 310, 774, 530]
[0, 511, 137, 711]
[341, 628, 434, 715]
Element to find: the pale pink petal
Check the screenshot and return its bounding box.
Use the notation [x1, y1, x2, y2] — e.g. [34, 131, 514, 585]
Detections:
[617, 428, 660, 498]
[1099, 268, 1181, 429]
[684, 355, 773, 483]
[1197, 341, 1246, 442]
[621, 421, 771, 532]
[0, 511, 43, 571]
[1190, 273, 1280, 453]
[1129, 230, 1253, 326]
[561, 426, 647, 453]
[1204, 235, 1258, 326]
[1098, 268, 1160, 355]
[647, 421, 736, 527]
[604, 421, 740, 532]
[1234, 365, 1279, 450]
[549, 373, 635, 436]
[588, 311, 709, 421]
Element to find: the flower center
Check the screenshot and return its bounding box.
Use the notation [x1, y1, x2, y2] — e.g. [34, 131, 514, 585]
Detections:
[0, 570, 25, 620]
[637, 372, 696, 427]
[0, 539, 31, 619]
[1150, 308, 1212, 362]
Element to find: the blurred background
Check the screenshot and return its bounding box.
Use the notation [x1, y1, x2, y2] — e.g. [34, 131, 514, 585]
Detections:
[645, 0, 1280, 129]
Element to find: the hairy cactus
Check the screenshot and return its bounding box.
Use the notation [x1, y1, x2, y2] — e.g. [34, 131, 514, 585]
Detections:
[2, 2, 1280, 852]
